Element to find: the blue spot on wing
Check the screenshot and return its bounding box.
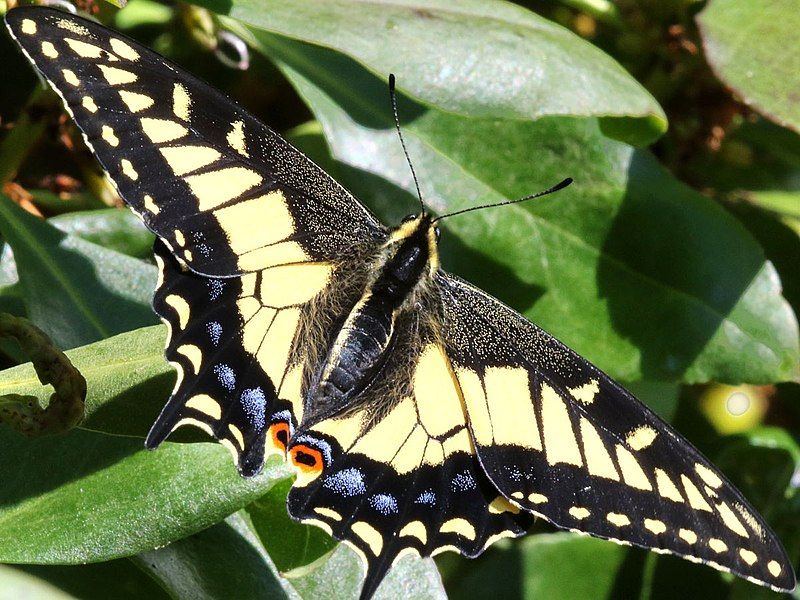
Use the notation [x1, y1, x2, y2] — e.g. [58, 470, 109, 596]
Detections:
[323, 467, 366, 497]
[369, 493, 398, 515]
[241, 387, 266, 430]
[214, 363, 236, 391]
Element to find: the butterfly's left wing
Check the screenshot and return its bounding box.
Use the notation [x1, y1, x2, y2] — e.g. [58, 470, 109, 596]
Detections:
[437, 273, 796, 592]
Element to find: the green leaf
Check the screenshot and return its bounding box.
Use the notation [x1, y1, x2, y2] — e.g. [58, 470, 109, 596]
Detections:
[8, 561, 170, 600]
[0, 195, 157, 350]
[238, 30, 799, 384]
[199, 0, 666, 143]
[0, 424, 289, 563]
[0, 325, 171, 436]
[0, 565, 76, 600]
[0, 327, 293, 563]
[697, 0, 800, 133]
[132, 513, 293, 600]
[288, 544, 446, 600]
[444, 533, 629, 600]
[49, 209, 155, 260]
[247, 478, 337, 573]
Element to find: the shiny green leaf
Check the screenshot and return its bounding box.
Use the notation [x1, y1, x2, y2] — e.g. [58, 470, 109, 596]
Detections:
[49, 209, 155, 260]
[199, 0, 666, 143]
[698, 0, 800, 133]
[0, 194, 157, 349]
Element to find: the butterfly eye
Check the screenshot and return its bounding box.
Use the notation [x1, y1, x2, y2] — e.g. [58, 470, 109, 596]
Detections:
[435, 227, 441, 240]
[402, 213, 418, 223]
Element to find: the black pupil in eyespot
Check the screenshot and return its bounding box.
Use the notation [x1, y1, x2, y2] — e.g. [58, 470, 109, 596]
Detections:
[295, 451, 317, 467]
[276, 428, 288, 445]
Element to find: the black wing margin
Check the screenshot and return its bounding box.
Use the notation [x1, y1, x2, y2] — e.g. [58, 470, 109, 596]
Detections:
[437, 272, 795, 592]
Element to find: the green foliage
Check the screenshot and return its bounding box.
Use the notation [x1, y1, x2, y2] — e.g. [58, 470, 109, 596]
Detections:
[0, 0, 797, 598]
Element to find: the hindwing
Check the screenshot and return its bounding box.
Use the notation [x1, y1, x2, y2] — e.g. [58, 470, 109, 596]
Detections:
[286, 341, 532, 599]
[436, 273, 795, 592]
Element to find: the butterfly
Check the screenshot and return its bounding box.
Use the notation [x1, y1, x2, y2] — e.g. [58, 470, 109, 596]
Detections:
[6, 6, 795, 598]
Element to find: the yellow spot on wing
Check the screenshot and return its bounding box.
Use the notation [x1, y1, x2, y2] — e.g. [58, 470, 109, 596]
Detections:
[144, 194, 160, 214]
[110, 38, 140, 61]
[654, 468, 684, 503]
[569, 379, 599, 404]
[767, 560, 781, 577]
[99, 65, 137, 85]
[82, 96, 98, 113]
[314, 507, 342, 521]
[716, 501, 749, 538]
[255, 307, 300, 383]
[607, 512, 630, 527]
[174, 417, 214, 438]
[414, 344, 465, 438]
[442, 428, 473, 456]
[65, 38, 106, 59]
[352, 397, 417, 470]
[173, 83, 191, 121]
[62, 69, 80, 86]
[174, 230, 186, 248]
[541, 383, 582, 466]
[21, 19, 37, 35]
[102, 125, 119, 147]
[383, 424, 423, 474]
[185, 167, 263, 211]
[489, 496, 520, 514]
[120, 159, 138, 180]
[440, 518, 476, 540]
[626, 425, 657, 450]
[140, 118, 188, 144]
[738, 548, 757, 565]
[399, 520, 427, 544]
[164, 294, 190, 329]
[615, 445, 652, 490]
[351, 521, 383, 555]
[528, 493, 547, 504]
[695, 463, 723, 489]
[228, 423, 245, 449]
[569, 506, 590, 520]
[227, 120, 249, 157]
[41, 41, 58, 58]
[176, 344, 202, 374]
[484, 366, 542, 450]
[259, 262, 332, 308]
[185, 394, 221, 420]
[579, 417, 619, 481]
[212, 191, 297, 263]
[159, 146, 221, 177]
[678, 528, 697, 544]
[456, 368, 491, 445]
[680, 475, 712, 512]
[644, 519, 666, 535]
[709, 538, 727, 553]
[119, 90, 154, 113]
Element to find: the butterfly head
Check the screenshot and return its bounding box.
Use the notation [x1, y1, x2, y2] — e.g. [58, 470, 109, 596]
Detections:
[387, 212, 441, 275]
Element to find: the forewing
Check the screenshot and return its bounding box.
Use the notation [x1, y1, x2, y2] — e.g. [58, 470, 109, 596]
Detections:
[5, 7, 385, 277]
[285, 342, 532, 599]
[437, 273, 795, 592]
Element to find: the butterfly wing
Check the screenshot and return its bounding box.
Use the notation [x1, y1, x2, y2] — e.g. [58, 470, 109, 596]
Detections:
[5, 7, 384, 279]
[6, 7, 386, 476]
[437, 272, 795, 592]
[285, 340, 533, 599]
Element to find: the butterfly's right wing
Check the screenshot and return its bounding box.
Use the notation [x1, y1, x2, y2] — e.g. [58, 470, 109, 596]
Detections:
[6, 6, 385, 279]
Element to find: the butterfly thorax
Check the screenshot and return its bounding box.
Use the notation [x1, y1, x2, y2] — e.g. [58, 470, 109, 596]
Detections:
[304, 216, 438, 426]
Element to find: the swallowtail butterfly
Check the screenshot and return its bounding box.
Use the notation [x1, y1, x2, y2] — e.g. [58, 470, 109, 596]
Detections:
[6, 6, 795, 598]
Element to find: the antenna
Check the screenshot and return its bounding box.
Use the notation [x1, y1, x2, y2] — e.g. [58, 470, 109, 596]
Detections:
[432, 177, 573, 223]
[389, 74, 425, 214]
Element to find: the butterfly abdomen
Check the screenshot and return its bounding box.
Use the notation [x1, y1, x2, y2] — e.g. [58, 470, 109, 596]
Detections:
[305, 216, 436, 425]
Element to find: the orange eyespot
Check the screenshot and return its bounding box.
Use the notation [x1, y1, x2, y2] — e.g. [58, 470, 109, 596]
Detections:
[289, 444, 324, 474]
[268, 422, 290, 452]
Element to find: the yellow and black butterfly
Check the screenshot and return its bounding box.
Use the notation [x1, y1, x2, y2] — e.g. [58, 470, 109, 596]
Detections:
[6, 6, 796, 598]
